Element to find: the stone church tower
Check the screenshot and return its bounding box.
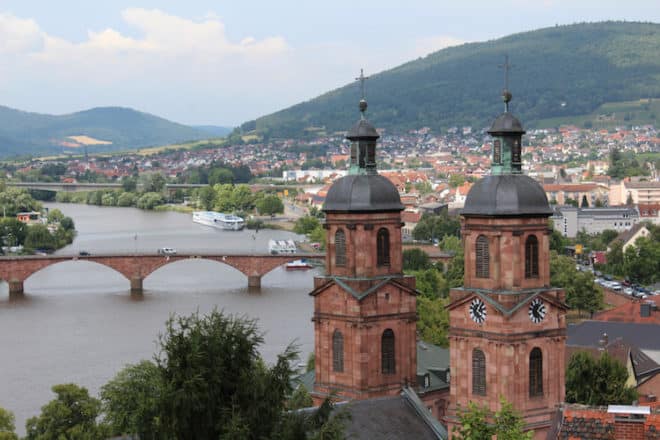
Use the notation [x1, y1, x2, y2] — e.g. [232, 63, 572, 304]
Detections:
[310, 93, 419, 404]
[445, 90, 567, 439]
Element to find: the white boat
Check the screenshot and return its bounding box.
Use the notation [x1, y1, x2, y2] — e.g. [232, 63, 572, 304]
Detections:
[286, 259, 312, 270]
[268, 239, 297, 254]
[193, 211, 245, 230]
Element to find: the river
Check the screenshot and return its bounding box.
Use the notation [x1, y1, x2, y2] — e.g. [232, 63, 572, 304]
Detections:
[0, 203, 317, 434]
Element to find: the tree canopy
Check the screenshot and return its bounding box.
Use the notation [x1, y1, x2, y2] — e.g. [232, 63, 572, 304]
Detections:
[566, 351, 638, 406]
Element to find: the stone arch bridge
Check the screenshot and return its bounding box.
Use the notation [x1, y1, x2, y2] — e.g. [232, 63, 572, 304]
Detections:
[0, 253, 325, 296]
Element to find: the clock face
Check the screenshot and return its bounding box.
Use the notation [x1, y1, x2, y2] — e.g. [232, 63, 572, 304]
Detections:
[469, 298, 487, 324]
[529, 298, 547, 324]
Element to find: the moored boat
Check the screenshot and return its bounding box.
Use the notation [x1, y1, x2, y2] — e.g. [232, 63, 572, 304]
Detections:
[193, 211, 245, 230]
[286, 259, 312, 270]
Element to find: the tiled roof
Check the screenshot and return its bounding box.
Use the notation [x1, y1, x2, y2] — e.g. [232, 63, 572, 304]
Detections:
[611, 223, 649, 247]
[567, 321, 660, 352]
[555, 405, 660, 440]
[594, 296, 660, 325]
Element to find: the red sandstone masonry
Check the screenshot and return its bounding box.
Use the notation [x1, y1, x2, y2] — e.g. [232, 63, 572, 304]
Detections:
[0, 253, 323, 284]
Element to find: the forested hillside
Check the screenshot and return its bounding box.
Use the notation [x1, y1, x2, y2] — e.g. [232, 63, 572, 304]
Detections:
[243, 22, 660, 138]
[0, 106, 209, 158]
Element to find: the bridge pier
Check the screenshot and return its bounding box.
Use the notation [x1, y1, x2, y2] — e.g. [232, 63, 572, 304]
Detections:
[130, 276, 143, 294]
[8, 279, 24, 296]
[248, 275, 262, 289]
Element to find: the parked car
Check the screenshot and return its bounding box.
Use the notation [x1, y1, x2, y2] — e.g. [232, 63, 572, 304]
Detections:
[158, 247, 177, 255]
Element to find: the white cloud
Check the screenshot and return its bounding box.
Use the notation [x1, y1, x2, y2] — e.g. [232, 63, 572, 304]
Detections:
[413, 35, 466, 58]
[0, 13, 45, 53]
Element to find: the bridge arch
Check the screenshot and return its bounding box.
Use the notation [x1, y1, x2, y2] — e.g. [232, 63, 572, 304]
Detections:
[0, 253, 324, 295]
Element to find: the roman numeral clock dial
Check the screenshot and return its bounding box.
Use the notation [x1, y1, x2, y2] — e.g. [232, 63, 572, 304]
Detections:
[529, 298, 546, 323]
[469, 298, 487, 324]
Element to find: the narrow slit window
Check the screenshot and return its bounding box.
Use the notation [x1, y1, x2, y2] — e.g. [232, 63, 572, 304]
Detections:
[525, 235, 539, 278]
[332, 330, 344, 372]
[382, 329, 395, 374]
[377, 228, 390, 266]
[476, 235, 489, 278]
[472, 348, 486, 395]
[335, 229, 346, 267]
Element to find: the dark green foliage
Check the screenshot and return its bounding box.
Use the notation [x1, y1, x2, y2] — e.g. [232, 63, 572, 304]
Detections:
[24, 224, 57, 252]
[550, 252, 603, 316]
[0, 188, 42, 216]
[566, 352, 638, 405]
[609, 148, 650, 179]
[412, 213, 460, 242]
[288, 385, 314, 410]
[256, 195, 284, 216]
[417, 296, 449, 347]
[623, 236, 660, 284]
[25, 383, 107, 440]
[294, 216, 321, 235]
[0, 218, 27, 246]
[453, 397, 533, 440]
[403, 248, 431, 271]
[0, 106, 208, 158]
[100, 360, 163, 440]
[0, 407, 18, 440]
[156, 309, 299, 440]
[245, 22, 660, 138]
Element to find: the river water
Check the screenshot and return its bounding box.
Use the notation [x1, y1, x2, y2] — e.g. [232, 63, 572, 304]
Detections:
[0, 203, 317, 434]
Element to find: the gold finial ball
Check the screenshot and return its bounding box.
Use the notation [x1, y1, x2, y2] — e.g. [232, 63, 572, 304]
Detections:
[359, 99, 368, 113]
[502, 90, 512, 103]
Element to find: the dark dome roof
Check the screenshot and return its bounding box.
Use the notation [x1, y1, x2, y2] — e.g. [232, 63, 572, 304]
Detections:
[488, 112, 525, 135]
[462, 175, 552, 217]
[347, 119, 379, 139]
[323, 174, 403, 212]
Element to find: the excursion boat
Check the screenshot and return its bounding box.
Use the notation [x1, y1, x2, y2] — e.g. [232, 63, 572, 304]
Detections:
[192, 211, 245, 230]
[286, 259, 312, 270]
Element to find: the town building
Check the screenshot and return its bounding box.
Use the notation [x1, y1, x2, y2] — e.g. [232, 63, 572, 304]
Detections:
[551, 206, 640, 238]
[543, 183, 609, 206]
[446, 88, 567, 439]
[610, 180, 660, 206]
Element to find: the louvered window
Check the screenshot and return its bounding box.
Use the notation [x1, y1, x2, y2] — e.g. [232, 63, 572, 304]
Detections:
[493, 139, 501, 164]
[525, 235, 539, 278]
[472, 349, 486, 395]
[381, 329, 395, 374]
[475, 235, 489, 278]
[529, 348, 543, 397]
[377, 228, 390, 266]
[335, 229, 346, 267]
[512, 139, 521, 164]
[332, 330, 344, 372]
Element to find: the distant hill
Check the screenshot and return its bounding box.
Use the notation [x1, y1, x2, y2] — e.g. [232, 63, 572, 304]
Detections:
[193, 125, 234, 137]
[243, 22, 660, 138]
[0, 106, 210, 158]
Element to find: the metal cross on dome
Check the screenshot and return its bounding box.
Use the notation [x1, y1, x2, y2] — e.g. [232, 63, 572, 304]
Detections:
[355, 68, 369, 100]
[498, 55, 514, 112]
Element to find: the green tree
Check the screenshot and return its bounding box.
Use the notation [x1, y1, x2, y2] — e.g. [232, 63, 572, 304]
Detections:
[256, 195, 284, 216]
[623, 237, 660, 285]
[0, 407, 18, 440]
[117, 192, 137, 207]
[121, 176, 138, 192]
[156, 309, 299, 440]
[566, 352, 638, 405]
[24, 224, 56, 252]
[308, 225, 326, 249]
[550, 252, 603, 316]
[231, 184, 255, 211]
[448, 174, 465, 188]
[0, 218, 27, 246]
[25, 383, 107, 440]
[100, 360, 162, 440]
[136, 192, 164, 210]
[412, 213, 460, 242]
[288, 385, 314, 410]
[46, 208, 64, 223]
[438, 235, 462, 254]
[580, 195, 589, 208]
[417, 296, 449, 347]
[445, 252, 464, 289]
[453, 398, 533, 440]
[144, 173, 167, 193]
[403, 248, 431, 271]
[606, 239, 624, 276]
[294, 216, 321, 235]
[196, 186, 216, 210]
[208, 168, 234, 185]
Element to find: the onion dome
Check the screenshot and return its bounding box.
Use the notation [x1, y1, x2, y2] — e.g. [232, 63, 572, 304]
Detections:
[462, 175, 552, 217]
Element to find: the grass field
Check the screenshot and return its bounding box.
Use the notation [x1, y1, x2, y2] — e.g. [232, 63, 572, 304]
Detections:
[536, 99, 660, 130]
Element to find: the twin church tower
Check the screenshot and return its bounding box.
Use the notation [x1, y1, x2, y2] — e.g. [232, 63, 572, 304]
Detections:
[309, 71, 566, 439]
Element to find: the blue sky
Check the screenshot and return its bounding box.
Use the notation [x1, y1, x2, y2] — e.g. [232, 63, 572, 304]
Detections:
[0, 1, 658, 126]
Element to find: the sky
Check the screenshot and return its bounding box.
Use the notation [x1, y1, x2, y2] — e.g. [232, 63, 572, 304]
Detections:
[0, 0, 658, 126]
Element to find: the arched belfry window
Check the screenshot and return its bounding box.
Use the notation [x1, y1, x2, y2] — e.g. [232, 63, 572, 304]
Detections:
[525, 235, 539, 278]
[472, 348, 486, 395]
[335, 229, 346, 267]
[475, 235, 490, 279]
[381, 329, 395, 374]
[377, 228, 390, 266]
[332, 330, 344, 372]
[529, 348, 543, 397]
